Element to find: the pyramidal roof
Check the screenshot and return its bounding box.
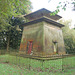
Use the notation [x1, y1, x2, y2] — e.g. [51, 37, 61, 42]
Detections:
[24, 8, 62, 21]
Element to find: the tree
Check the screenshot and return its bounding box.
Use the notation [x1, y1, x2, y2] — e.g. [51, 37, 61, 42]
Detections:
[0, 0, 32, 51]
[0, 0, 32, 31]
[9, 16, 26, 50]
[59, 20, 75, 54]
[48, 0, 75, 15]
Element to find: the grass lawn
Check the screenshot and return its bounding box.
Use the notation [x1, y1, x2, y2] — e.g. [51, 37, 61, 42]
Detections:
[0, 54, 75, 75]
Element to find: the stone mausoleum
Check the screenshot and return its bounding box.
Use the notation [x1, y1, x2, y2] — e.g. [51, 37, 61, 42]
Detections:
[19, 8, 66, 56]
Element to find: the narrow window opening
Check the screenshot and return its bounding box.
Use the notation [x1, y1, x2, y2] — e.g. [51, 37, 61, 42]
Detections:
[53, 41, 58, 54]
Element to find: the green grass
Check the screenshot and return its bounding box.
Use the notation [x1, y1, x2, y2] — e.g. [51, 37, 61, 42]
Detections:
[0, 54, 75, 75]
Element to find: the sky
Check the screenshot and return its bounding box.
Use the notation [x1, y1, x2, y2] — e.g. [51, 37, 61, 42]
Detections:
[30, 0, 75, 28]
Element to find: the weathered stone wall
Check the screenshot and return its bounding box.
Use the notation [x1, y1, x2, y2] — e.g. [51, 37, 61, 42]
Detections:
[19, 21, 66, 56]
[20, 22, 44, 56]
[43, 22, 66, 55]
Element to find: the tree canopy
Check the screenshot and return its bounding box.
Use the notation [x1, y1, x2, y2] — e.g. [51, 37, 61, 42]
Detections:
[49, 0, 75, 15]
[59, 20, 75, 54]
[0, 0, 32, 51]
[0, 0, 32, 31]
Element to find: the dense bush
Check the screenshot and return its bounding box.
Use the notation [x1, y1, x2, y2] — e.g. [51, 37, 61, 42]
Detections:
[60, 20, 75, 54]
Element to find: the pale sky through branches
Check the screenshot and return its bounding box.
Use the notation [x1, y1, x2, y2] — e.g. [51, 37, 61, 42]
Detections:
[30, 0, 75, 28]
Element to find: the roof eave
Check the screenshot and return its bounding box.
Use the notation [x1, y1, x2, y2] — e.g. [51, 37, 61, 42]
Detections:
[20, 17, 64, 28]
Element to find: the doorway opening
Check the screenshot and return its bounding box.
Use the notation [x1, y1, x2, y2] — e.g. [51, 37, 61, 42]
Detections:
[27, 40, 33, 54]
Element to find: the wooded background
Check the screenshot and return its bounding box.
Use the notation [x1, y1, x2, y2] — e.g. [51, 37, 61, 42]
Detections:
[0, 0, 75, 54]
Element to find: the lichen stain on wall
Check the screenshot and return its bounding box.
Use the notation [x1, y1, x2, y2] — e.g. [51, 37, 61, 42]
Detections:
[44, 22, 65, 55]
[20, 21, 66, 56]
[20, 22, 44, 55]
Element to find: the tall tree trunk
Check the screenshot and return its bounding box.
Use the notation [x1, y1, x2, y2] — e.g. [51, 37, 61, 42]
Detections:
[7, 35, 10, 52]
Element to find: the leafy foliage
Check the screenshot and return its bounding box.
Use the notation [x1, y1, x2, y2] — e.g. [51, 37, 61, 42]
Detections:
[0, 0, 32, 50]
[59, 20, 75, 54]
[49, 0, 75, 15]
[0, 0, 32, 31]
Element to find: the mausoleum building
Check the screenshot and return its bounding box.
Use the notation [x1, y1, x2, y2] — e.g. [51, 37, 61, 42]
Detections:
[19, 8, 66, 56]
